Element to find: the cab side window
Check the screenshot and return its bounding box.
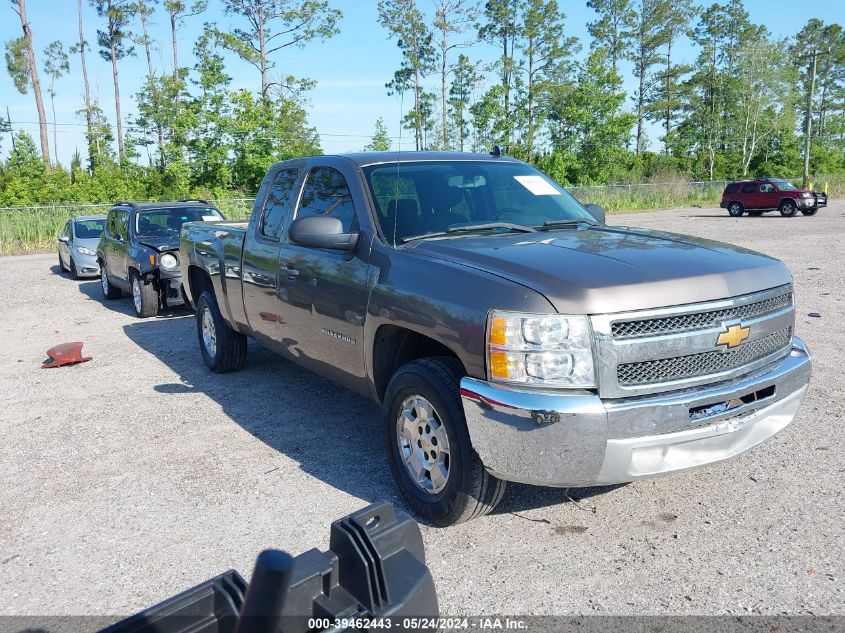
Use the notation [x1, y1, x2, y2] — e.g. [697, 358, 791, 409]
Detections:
[296, 167, 357, 233]
[261, 168, 299, 240]
[760, 183, 775, 193]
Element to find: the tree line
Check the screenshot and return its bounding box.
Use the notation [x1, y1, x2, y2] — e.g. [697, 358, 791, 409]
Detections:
[1, 0, 843, 206]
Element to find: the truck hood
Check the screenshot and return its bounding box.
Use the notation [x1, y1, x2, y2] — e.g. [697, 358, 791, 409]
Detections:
[410, 225, 792, 314]
[137, 236, 179, 252]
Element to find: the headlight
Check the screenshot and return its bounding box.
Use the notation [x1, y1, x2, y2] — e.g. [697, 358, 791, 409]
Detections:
[487, 311, 595, 387]
[75, 246, 96, 256]
[160, 252, 178, 269]
[800, 192, 812, 198]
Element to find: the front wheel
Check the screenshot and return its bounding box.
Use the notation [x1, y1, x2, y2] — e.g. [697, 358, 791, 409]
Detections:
[100, 264, 122, 299]
[196, 290, 247, 373]
[383, 357, 506, 526]
[780, 200, 797, 217]
[728, 202, 744, 217]
[58, 252, 68, 273]
[131, 271, 158, 318]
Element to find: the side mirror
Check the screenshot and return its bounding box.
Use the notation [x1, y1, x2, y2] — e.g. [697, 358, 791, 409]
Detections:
[58, 235, 69, 243]
[289, 216, 359, 252]
[584, 203, 606, 223]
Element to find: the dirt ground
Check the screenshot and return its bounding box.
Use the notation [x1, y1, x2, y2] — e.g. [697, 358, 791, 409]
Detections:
[0, 203, 842, 618]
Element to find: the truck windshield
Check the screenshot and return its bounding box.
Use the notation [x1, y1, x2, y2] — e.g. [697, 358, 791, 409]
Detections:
[362, 161, 596, 244]
[772, 180, 798, 191]
[136, 207, 223, 238]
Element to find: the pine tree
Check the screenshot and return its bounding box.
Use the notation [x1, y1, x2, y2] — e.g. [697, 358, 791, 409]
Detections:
[7, 0, 51, 168]
[365, 118, 392, 151]
[42, 41, 70, 165]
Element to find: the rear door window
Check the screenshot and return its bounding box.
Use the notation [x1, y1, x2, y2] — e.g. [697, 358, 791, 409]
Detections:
[261, 168, 300, 240]
[741, 183, 757, 193]
[114, 210, 129, 240]
[105, 211, 117, 239]
[296, 167, 358, 233]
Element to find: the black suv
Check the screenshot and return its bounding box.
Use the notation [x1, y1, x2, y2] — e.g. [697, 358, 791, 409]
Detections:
[97, 201, 224, 317]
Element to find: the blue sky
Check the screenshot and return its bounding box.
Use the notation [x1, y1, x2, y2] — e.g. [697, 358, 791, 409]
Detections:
[2, 0, 844, 165]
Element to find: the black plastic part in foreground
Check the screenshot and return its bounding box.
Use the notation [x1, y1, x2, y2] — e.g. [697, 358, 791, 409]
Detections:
[101, 502, 438, 633]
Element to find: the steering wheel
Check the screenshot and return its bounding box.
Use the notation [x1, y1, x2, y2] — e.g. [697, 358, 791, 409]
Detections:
[491, 208, 523, 222]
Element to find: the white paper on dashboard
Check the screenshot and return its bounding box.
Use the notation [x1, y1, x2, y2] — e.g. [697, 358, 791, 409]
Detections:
[202, 215, 220, 221]
[513, 175, 560, 195]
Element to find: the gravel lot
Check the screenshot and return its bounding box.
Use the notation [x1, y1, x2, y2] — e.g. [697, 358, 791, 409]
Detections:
[1, 203, 843, 618]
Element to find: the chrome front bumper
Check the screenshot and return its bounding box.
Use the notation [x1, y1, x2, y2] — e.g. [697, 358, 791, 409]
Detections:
[460, 338, 812, 487]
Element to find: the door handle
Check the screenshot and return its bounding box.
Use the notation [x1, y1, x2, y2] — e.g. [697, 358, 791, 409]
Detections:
[285, 264, 300, 279]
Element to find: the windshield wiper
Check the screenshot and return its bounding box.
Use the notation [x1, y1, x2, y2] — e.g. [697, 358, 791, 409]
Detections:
[447, 222, 536, 234]
[402, 222, 536, 243]
[540, 219, 598, 229]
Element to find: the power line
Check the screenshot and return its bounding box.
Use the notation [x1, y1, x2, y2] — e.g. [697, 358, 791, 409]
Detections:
[10, 120, 401, 140]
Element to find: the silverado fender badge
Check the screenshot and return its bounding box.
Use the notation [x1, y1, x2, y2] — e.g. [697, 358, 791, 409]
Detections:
[716, 323, 751, 349]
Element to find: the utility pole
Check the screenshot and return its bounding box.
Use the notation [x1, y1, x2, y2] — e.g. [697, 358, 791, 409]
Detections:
[6, 106, 16, 151]
[802, 48, 817, 189]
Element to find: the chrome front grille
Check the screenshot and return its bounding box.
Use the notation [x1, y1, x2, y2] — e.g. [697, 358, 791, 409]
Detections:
[617, 327, 792, 386]
[591, 285, 795, 398]
[611, 292, 793, 339]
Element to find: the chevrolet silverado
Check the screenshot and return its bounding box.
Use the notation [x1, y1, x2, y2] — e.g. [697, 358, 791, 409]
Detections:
[180, 152, 812, 526]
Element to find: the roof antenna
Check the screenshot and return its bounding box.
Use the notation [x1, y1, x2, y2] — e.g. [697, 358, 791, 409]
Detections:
[393, 90, 404, 248]
[490, 145, 501, 158]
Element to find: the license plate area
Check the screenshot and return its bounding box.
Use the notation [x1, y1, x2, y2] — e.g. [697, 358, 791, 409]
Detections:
[688, 385, 776, 423]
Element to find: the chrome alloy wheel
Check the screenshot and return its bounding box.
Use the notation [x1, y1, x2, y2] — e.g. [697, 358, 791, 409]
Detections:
[396, 395, 451, 494]
[132, 277, 143, 315]
[201, 306, 217, 358]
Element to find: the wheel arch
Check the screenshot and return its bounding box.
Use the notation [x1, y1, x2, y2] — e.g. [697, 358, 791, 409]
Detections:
[372, 324, 467, 404]
[187, 264, 215, 306]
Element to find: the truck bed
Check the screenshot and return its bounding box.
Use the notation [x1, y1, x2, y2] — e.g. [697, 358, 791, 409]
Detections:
[181, 220, 249, 328]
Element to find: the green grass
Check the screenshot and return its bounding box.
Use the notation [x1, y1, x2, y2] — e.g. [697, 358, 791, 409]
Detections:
[0, 204, 111, 254]
[571, 182, 727, 213]
[0, 200, 254, 254]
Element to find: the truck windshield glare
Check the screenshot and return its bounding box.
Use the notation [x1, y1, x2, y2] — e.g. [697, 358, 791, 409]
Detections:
[362, 161, 596, 244]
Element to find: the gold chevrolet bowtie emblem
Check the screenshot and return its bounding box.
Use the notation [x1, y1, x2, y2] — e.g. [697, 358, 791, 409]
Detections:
[717, 324, 751, 349]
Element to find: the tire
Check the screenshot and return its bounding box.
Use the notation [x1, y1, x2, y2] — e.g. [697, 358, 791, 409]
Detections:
[196, 290, 247, 373]
[131, 271, 159, 318]
[69, 257, 79, 280]
[727, 201, 744, 217]
[58, 252, 68, 273]
[383, 357, 506, 526]
[779, 200, 797, 217]
[801, 207, 818, 216]
[100, 263, 122, 299]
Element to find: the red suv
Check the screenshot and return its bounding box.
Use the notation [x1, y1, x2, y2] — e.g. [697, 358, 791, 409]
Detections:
[720, 178, 827, 217]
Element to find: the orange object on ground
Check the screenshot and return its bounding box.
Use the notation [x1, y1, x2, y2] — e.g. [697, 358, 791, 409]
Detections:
[41, 342, 93, 368]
